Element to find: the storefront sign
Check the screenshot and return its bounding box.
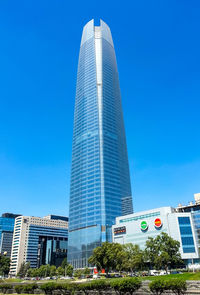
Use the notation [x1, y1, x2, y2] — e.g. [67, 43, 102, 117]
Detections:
[114, 226, 126, 235]
[154, 218, 162, 228]
[141, 220, 148, 231]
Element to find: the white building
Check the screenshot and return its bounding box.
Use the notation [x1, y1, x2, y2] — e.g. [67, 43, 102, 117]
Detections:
[112, 207, 199, 264]
[10, 215, 68, 276]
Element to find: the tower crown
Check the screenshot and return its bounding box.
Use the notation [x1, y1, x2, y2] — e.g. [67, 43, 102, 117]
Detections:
[81, 19, 114, 47]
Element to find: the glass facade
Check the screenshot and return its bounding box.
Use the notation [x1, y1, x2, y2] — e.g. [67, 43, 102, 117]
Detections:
[0, 231, 13, 257]
[0, 214, 20, 257]
[68, 19, 133, 268]
[178, 217, 196, 253]
[193, 212, 200, 245]
[27, 225, 68, 268]
[10, 216, 68, 275]
[177, 203, 200, 253]
[38, 236, 68, 268]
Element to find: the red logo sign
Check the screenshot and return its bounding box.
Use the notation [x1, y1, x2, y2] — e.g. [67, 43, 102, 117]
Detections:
[154, 218, 162, 228]
[94, 268, 98, 274]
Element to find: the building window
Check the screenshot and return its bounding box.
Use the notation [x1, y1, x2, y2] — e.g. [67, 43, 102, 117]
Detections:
[178, 217, 196, 254]
[182, 247, 195, 253]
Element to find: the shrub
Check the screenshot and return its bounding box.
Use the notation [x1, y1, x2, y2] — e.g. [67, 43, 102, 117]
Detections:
[23, 283, 38, 293]
[77, 280, 110, 294]
[149, 279, 167, 295]
[90, 279, 109, 290]
[0, 284, 13, 294]
[167, 279, 187, 295]
[150, 278, 187, 295]
[63, 282, 77, 293]
[40, 282, 76, 295]
[53, 283, 64, 290]
[77, 282, 92, 294]
[40, 282, 57, 294]
[77, 280, 109, 294]
[111, 277, 141, 294]
[54, 283, 74, 293]
[14, 285, 24, 294]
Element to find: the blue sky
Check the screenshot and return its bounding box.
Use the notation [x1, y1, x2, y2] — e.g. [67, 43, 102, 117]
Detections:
[0, 0, 199, 217]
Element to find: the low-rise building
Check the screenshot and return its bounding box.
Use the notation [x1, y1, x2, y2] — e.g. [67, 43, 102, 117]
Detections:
[112, 207, 199, 265]
[10, 215, 68, 276]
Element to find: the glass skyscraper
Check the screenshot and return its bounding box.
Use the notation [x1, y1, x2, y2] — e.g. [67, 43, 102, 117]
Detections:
[68, 19, 133, 268]
[0, 213, 20, 257]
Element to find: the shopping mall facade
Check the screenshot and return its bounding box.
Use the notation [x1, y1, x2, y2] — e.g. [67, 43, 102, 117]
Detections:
[112, 206, 200, 265]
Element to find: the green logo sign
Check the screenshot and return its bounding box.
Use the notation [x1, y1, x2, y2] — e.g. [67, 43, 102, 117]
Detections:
[141, 220, 148, 231]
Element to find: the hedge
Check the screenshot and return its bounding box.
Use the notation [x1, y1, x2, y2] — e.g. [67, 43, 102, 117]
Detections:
[0, 284, 13, 294]
[77, 280, 109, 294]
[40, 282, 59, 294]
[110, 277, 142, 295]
[149, 278, 187, 295]
[22, 283, 38, 293]
[149, 279, 167, 295]
[39, 279, 142, 295]
[40, 282, 75, 294]
[166, 279, 187, 295]
[0, 277, 187, 295]
[14, 285, 25, 294]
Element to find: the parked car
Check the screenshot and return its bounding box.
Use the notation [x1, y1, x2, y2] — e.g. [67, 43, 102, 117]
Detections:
[93, 274, 100, 279]
[170, 271, 182, 274]
[114, 274, 123, 278]
[159, 270, 170, 275]
[149, 270, 159, 276]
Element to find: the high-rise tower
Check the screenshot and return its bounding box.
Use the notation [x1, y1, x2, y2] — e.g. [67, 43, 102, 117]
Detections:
[68, 20, 133, 268]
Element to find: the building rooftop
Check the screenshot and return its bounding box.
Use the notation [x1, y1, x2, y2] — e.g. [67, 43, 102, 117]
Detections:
[176, 193, 200, 210]
[43, 214, 68, 222]
[1, 213, 21, 219]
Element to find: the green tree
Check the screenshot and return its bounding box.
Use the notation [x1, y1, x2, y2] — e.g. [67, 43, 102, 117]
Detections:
[27, 268, 35, 277]
[32, 268, 40, 277]
[37, 265, 50, 277]
[38, 265, 47, 277]
[83, 267, 91, 276]
[145, 232, 184, 272]
[122, 244, 145, 273]
[74, 269, 83, 278]
[65, 264, 73, 277]
[61, 258, 68, 268]
[50, 265, 57, 276]
[0, 254, 10, 276]
[57, 266, 64, 276]
[88, 242, 124, 274]
[17, 262, 30, 277]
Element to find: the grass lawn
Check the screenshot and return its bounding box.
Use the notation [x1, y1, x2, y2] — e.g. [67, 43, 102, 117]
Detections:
[1, 272, 200, 286]
[141, 272, 200, 281]
[2, 278, 23, 283]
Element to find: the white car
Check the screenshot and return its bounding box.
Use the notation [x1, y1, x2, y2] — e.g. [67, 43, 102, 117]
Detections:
[149, 270, 159, 276]
[159, 270, 170, 275]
